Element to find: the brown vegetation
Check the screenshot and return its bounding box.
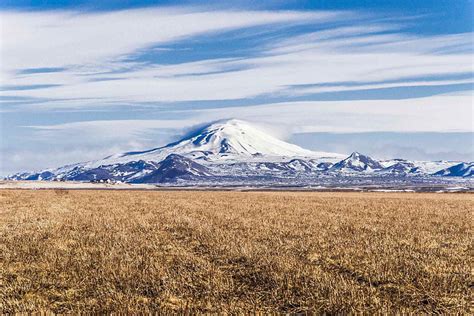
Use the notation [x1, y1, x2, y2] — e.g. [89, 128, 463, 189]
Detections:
[0, 190, 472, 313]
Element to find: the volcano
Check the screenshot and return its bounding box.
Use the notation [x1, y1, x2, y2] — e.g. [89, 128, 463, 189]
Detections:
[97, 119, 342, 166]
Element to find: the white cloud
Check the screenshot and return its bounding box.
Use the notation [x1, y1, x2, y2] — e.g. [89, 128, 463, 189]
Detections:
[26, 94, 473, 137]
[4, 49, 472, 104]
[27, 119, 199, 140]
[0, 8, 334, 74]
[287, 78, 474, 95]
[189, 95, 474, 134]
[0, 8, 472, 107]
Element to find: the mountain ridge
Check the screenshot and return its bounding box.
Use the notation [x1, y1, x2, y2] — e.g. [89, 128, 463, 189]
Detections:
[5, 119, 473, 184]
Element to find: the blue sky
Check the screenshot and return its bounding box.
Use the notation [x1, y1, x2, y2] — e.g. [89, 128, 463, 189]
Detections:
[0, 0, 473, 175]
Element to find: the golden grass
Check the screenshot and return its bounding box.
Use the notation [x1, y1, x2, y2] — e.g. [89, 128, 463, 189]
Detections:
[0, 189, 472, 313]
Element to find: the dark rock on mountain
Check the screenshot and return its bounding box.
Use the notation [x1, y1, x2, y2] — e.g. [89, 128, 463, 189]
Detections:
[135, 154, 212, 183]
[315, 162, 333, 171]
[66, 167, 114, 182]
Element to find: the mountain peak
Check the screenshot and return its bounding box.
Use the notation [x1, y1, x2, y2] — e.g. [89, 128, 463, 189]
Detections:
[153, 119, 340, 161]
[348, 152, 362, 158]
[331, 152, 383, 172]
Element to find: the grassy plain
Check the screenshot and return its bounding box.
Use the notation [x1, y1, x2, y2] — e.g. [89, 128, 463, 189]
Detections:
[0, 189, 472, 313]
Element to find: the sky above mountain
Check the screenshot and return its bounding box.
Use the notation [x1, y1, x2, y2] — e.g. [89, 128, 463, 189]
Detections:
[0, 0, 473, 175]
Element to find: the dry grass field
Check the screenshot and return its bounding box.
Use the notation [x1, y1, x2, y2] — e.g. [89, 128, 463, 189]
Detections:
[0, 189, 472, 313]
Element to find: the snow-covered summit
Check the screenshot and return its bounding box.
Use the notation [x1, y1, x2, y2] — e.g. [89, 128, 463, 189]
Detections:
[165, 119, 330, 158]
[330, 152, 384, 172]
[90, 119, 343, 167]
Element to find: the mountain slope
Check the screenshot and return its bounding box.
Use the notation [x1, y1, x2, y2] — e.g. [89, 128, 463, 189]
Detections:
[378, 161, 420, 175]
[433, 162, 473, 177]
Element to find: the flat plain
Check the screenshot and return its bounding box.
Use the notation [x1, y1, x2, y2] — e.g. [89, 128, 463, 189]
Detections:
[0, 189, 472, 313]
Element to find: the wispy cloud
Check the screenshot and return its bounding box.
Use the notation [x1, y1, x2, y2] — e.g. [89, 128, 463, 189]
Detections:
[26, 119, 199, 140]
[1, 7, 472, 108]
[25, 94, 473, 137]
[0, 8, 334, 71]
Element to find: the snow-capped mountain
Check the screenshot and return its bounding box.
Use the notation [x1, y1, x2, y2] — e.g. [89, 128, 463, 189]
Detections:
[5, 119, 473, 185]
[330, 152, 384, 172]
[433, 162, 473, 177]
[91, 119, 343, 168]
